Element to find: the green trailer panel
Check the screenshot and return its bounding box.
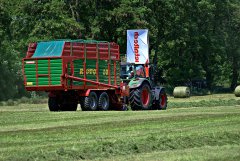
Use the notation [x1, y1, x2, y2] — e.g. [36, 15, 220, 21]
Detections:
[24, 59, 62, 86]
[73, 59, 84, 85]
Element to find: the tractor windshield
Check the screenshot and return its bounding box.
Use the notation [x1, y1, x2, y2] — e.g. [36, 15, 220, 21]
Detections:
[120, 64, 145, 79]
[120, 64, 134, 79]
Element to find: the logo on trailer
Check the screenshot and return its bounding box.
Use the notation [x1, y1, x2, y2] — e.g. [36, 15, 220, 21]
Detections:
[134, 32, 140, 63]
[25, 61, 35, 64]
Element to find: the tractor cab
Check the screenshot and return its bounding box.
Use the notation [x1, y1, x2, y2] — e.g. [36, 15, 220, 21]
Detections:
[120, 63, 147, 80]
[121, 29, 167, 110]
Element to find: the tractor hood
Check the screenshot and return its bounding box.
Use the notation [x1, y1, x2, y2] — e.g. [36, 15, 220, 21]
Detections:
[129, 78, 151, 89]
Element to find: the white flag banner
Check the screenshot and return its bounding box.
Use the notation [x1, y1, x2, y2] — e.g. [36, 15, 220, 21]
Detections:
[127, 29, 149, 64]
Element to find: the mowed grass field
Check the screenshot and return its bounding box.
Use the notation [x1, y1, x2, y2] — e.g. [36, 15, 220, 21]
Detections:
[0, 94, 240, 161]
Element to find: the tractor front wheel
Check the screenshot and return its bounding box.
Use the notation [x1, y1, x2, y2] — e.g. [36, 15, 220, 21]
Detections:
[159, 90, 167, 110]
[152, 90, 167, 110]
[129, 83, 152, 110]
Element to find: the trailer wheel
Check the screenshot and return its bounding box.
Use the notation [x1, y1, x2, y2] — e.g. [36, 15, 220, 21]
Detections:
[153, 90, 167, 110]
[80, 92, 98, 111]
[69, 103, 78, 111]
[98, 92, 109, 111]
[129, 83, 152, 110]
[79, 97, 87, 111]
[59, 93, 78, 111]
[48, 97, 60, 111]
[60, 103, 78, 111]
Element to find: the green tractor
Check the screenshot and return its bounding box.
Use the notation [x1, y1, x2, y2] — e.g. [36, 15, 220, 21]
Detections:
[120, 63, 167, 110]
[121, 29, 167, 110]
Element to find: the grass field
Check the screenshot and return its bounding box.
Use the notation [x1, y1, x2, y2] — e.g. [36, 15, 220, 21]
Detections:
[0, 94, 240, 161]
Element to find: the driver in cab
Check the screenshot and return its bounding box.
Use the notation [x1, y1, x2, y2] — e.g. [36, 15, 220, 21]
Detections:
[135, 65, 144, 78]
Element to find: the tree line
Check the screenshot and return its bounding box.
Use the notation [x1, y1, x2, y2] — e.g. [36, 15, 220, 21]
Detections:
[0, 0, 239, 100]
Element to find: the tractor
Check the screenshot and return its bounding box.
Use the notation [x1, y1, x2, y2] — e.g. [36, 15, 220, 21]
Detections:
[120, 29, 167, 110]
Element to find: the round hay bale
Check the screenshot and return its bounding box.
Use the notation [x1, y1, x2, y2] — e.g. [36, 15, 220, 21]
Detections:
[234, 86, 240, 97]
[173, 86, 190, 98]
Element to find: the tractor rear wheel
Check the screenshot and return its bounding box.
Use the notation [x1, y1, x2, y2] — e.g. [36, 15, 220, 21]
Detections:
[48, 97, 60, 111]
[129, 83, 152, 110]
[80, 92, 98, 111]
[98, 92, 109, 111]
[152, 90, 167, 110]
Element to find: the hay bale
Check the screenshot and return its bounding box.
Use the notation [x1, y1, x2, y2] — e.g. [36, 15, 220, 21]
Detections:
[173, 86, 190, 98]
[234, 86, 240, 97]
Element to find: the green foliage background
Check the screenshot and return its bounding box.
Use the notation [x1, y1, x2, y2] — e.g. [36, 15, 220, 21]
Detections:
[0, 0, 240, 100]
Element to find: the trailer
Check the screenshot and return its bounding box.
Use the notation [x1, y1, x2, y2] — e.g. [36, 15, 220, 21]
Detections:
[23, 40, 127, 111]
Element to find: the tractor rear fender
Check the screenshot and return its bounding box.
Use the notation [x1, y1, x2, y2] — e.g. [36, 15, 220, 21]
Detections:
[129, 78, 152, 89]
[152, 87, 165, 101]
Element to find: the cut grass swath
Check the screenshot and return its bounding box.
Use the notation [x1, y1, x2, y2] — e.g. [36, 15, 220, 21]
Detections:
[0, 94, 240, 160]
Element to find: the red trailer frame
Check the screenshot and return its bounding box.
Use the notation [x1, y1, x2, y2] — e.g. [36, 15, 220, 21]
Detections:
[22, 40, 128, 108]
